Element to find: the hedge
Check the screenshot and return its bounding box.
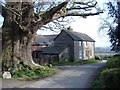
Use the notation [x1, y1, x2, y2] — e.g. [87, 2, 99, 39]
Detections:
[100, 68, 120, 88]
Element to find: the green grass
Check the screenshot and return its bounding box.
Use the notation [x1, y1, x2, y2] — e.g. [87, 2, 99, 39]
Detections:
[92, 56, 120, 88]
[3, 59, 100, 80]
[8, 65, 59, 81]
[52, 59, 100, 66]
[91, 69, 103, 88]
[104, 57, 120, 69]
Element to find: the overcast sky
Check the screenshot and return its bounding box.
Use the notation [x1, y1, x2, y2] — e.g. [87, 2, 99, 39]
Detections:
[0, 0, 111, 47]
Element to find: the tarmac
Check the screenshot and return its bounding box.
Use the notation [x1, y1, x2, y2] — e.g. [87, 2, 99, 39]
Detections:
[1, 60, 107, 88]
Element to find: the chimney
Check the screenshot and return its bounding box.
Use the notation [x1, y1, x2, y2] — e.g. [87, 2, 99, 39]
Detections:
[67, 26, 73, 31]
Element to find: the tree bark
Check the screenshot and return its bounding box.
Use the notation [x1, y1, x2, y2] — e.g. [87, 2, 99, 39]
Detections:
[2, 2, 39, 71]
[2, 1, 69, 71]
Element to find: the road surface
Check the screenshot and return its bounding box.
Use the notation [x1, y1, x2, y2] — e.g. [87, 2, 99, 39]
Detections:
[22, 60, 107, 88]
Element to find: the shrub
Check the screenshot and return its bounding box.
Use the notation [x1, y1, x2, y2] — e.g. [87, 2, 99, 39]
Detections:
[12, 70, 24, 77]
[9, 64, 59, 80]
[6, 61, 57, 79]
[95, 55, 101, 60]
[24, 70, 36, 77]
[113, 54, 120, 57]
[92, 74, 102, 88]
[92, 57, 120, 88]
[104, 57, 120, 69]
[100, 68, 120, 88]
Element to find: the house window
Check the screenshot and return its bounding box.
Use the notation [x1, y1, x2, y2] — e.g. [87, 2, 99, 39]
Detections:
[79, 41, 81, 46]
[79, 50, 82, 59]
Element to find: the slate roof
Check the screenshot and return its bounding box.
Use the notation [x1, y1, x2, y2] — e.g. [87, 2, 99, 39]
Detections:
[36, 44, 69, 55]
[61, 30, 95, 42]
[33, 35, 57, 45]
[44, 35, 57, 42]
[33, 35, 51, 45]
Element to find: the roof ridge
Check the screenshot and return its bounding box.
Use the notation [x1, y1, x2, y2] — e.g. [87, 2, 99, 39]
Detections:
[64, 30, 84, 41]
[73, 31, 85, 40]
[63, 29, 95, 42]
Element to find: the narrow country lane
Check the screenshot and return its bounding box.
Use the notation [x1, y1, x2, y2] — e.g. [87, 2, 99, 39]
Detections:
[21, 60, 107, 88]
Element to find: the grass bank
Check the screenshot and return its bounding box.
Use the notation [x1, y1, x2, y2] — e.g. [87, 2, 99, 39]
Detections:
[92, 56, 120, 88]
[12, 66, 59, 81]
[2, 62, 59, 81]
[3, 59, 100, 81]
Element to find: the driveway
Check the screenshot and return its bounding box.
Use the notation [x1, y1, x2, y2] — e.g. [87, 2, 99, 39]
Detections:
[21, 60, 107, 88]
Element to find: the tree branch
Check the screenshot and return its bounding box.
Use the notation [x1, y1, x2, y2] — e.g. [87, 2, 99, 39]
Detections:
[67, 2, 97, 11]
[40, 2, 68, 25]
[66, 11, 103, 17]
[1, 5, 21, 17]
[67, 7, 93, 11]
[74, 1, 96, 6]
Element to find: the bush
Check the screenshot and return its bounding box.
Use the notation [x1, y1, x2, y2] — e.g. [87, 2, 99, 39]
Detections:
[95, 55, 101, 60]
[104, 57, 120, 69]
[92, 73, 102, 88]
[113, 54, 120, 57]
[100, 68, 120, 88]
[92, 56, 120, 88]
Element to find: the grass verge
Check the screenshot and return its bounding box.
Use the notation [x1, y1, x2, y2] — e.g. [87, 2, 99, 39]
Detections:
[52, 59, 100, 66]
[13, 66, 59, 81]
[3, 64, 60, 81]
[2, 59, 100, 80]
[91, 56, 120, 88]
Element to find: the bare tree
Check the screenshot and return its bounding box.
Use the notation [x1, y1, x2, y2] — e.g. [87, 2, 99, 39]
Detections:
[1, 0, 103, 71]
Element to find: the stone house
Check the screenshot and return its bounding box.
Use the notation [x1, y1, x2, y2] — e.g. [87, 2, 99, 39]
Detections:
[32, 28, 95, 64]
[33, 45, 69, 65]
[54, 29, 95, 61]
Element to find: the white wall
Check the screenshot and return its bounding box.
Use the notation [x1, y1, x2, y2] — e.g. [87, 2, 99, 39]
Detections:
[83, 41, 95, 60]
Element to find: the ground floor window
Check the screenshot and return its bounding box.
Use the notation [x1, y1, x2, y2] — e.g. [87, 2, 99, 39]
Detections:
[79, 50, 82, 59]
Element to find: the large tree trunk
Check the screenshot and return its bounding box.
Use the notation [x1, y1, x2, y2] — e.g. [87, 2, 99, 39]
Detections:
[2, 2, 39, 71]
[1, 1, 69, 71]
[2, 26, 37, 70]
